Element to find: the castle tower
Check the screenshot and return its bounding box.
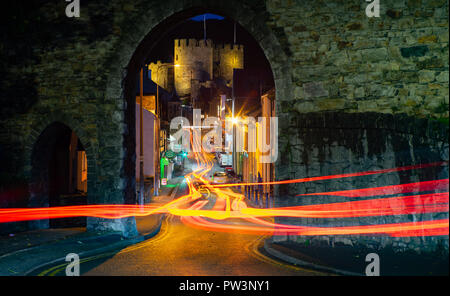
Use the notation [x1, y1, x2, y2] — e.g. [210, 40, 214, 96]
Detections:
[148, 61, 173, 91]
[214, 43, 244, 86]
[174, 39, 214, 97]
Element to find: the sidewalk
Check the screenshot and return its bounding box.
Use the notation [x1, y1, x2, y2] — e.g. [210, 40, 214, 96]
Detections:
[263, 239, 449, 276]
[0, 174, 186, 276]
[0, 228, 85, 257]
[243, 193, 448, 276]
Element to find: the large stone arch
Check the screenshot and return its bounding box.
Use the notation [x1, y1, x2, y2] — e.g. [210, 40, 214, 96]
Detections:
[103, 0, 293, 205]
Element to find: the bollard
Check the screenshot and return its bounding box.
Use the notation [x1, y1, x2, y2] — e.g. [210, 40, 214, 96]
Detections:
[265, 192, 269, 208]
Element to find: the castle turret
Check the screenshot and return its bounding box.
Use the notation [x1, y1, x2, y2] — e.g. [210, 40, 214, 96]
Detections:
[214, 43, 244, 86]
[174, 39, 214, 97]
[148, 61, 173, 91]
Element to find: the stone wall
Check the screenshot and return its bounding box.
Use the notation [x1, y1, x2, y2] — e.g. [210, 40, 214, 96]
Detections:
[0, 0, 448, 243]
[273, 112, 449, 253]
[267, 0, 448, 118]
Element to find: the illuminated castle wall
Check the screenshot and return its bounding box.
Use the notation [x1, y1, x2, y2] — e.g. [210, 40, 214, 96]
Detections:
[214, 43, 244, 85]
[148, 61, 173, 92]
[149, 39, 244, 98]
[174, 39, 214, 97]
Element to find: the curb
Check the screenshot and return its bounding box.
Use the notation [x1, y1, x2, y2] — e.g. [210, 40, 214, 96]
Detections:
[263, 240, 363, 276]
[141, 213, 165, 240]
[169, 182, 181, 200]
[23, 215, 166, 276]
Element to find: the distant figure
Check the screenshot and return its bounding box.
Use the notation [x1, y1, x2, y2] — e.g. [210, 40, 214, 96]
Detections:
[258, 172, 263, 193]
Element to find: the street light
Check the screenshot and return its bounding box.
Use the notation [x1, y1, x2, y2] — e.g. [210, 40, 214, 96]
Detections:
[151, 64, 169, 197]
[231, 69, 236, 173]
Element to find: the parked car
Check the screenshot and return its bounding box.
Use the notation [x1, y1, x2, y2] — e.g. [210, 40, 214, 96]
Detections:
[224, 167, 233, 173]
[212, 171, 228, 184]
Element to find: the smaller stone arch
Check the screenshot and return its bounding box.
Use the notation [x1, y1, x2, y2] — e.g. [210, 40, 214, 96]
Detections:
[28, 121, 91, 230]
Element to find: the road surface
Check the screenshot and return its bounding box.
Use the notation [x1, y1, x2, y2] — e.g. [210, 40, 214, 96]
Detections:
[35, 211, 329, 276]
[34, 157, 329, 276]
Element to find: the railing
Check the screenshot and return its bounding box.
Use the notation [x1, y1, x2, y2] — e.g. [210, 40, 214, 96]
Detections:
[244, 184, 273, 208]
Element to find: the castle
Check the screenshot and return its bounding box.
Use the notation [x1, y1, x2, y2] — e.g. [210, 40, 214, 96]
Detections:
[148, 38, 244, 112]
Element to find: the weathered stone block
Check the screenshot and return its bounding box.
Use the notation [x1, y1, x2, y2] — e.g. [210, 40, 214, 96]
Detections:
[360, 48, 389, 62]
[418, 70, 436, 83]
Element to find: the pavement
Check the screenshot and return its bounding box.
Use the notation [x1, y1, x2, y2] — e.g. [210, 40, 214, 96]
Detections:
[0, 173, 185, 276]
[263, 239, 449, 276]
[243, 193, 447, 276]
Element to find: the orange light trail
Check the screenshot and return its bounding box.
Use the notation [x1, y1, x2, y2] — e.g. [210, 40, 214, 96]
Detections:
[180, 200, 449, 236]
[0, 145, 448, 239]
[211, 161, 448, 188]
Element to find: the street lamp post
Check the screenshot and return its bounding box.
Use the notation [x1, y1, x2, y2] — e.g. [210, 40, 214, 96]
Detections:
[153, 64, 165, 197]
[139, 68, 144, 206]
[232, 69, 236, 172]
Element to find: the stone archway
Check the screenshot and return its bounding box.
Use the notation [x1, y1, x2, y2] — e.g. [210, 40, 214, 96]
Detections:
[104, 0, 293, 206]
[29, 122, 89, 230]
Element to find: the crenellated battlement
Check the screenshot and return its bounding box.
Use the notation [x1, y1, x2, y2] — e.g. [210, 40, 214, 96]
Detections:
[148, 60, 163, 68]
[174, 39, 243, 53]
[175, 38, 214, 49]
[215, 43, 244, 52]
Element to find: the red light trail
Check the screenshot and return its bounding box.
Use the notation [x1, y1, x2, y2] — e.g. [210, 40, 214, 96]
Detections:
[0, 147, 448, 238]
[211, 161, 448, 188]
[295, 179, 449, 197]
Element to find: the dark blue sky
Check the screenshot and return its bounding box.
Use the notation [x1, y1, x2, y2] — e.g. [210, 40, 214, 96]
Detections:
[190, 14, 225, 21]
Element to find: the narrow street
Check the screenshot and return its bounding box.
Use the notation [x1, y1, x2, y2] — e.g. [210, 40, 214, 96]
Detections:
[36, 214, 326, 276]
[32, 155, 328, 277]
